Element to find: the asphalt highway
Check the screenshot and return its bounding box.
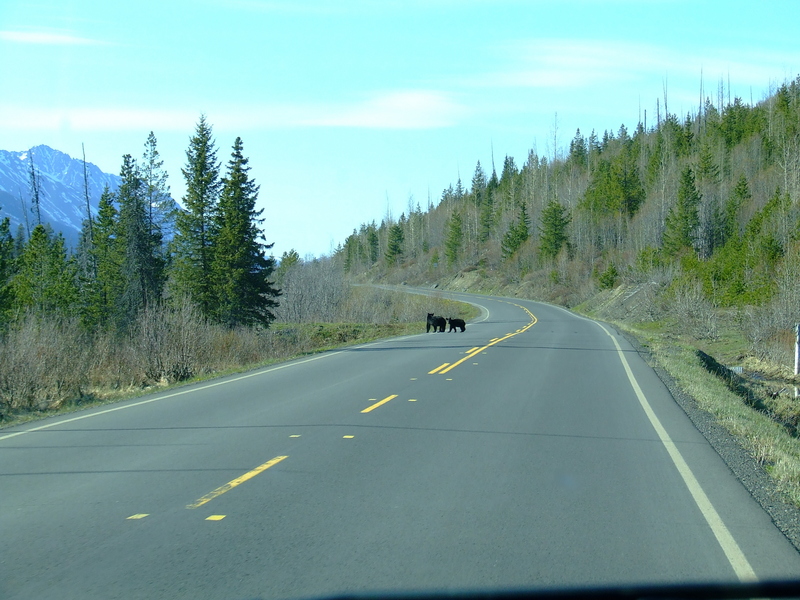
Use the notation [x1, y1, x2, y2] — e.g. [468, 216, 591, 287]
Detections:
[2, 291, 800, 599]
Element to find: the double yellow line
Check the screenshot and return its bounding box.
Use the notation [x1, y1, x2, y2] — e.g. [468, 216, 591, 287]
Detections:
[430, 302, 537, 375]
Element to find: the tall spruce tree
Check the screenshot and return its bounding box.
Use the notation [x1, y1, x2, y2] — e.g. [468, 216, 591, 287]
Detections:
[171, 115, 222, 315]
[10, 224, 78, 314]
[385, 222, 404, 266]
[445, 210, 463, 266]
[85, 186, 123, 328]
[211, 137, 280, 327]
[471, 161, 487, 208]
[117, 154, 164, 328]
[539, 199, 570, 260]
[367, 225, 380, 264]
[141, 132, 171, 247]
[0, 217, 15, 318]
[662, 166, 702, 257]
[501, 202, 531, 259]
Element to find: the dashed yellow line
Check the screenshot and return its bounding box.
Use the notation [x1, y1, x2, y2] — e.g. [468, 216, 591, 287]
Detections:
[186, 455, 288, 509]
[361, 395, 398, 413]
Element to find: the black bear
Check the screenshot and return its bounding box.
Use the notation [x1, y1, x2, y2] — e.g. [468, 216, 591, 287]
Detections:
[447, 317, 466, 332]
[427, 313, 446, 333]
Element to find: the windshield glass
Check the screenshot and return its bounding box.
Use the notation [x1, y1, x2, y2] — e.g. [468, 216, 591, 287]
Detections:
[2, 1, 800, 599]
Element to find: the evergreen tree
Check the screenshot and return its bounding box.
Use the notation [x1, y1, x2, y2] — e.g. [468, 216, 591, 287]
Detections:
[471, 161, 487, 207]
[539, 199, 570, 260]
[211, 137, 280, 327]
[141, 131, 171, 246]
[28, 154, 42, 227]
[615, 139, 646, 218]
[501, 155, 518, 185]
[501, 202, 530, 259]
[454, 177, 465, 201]
[662, 166, 702, 257]
[343, 230, 360, 273]
[568, 129, 588, 170]
[171, 115, 222, 315]
[697, 143, 720, 183]
[117, 154, 164, 328]
[10, 224, 78, 314]
[385, 222, 404, 266]
[84, 186, 123, 328]
[367, 225, 380, 264]
[445, 210, 463, 266]
[724, 174, 750, 242]
[0, 217, 15, 318]
[275, 249, 300, 285]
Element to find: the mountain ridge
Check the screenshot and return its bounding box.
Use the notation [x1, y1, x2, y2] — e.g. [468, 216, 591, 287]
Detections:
[0, 144, 175, 247]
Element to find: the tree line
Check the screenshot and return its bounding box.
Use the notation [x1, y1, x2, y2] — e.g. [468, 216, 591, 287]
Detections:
[335, 76, 800, 361]
[0, 116, 280, 333]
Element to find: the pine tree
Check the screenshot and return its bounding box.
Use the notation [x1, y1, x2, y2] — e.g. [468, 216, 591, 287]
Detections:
[0, 217, 15, 318]
[84, 186, 123, 328]
[539, 199, 570, 260]
[171, 115, 222, 315]
[210, 137, 280, 327]
[568, 129, 588, 170]
[275, 249, 300, 285]
[723, 174, 750, 242]
[385, 222, 404, 266]
[141, 132, 170, 247]
[117, 154, 164, 328]
[662, 166, 702, 257]
[10, 224, 78, 314]
[444, 210, 463, 266]
[471, 161, 487, 207]
[367, 225, 380, 264]
[501, 202, 531, 259]
[28, 154, 42, 227]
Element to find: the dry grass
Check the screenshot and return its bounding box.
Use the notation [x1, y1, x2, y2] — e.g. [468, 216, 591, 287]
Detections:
[0, 287, 477, 427]
[606, 321, 800, 507]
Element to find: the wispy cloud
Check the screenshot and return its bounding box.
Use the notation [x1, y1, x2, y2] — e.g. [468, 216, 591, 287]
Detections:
[0, 29, 105, 46]
[298, 90, 468, 129]
[0, 90, 467, 134]
[0, 106, 197, 132]
[470, 38, 800, 91]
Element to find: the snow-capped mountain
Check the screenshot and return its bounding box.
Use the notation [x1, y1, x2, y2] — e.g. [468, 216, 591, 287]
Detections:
[0, 145, 176, 247]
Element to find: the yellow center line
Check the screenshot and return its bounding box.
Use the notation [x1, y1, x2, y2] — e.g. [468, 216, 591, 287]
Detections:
[428, 363, 450, 374]
[361, 394, 398, 413]
[438, 304, 537, 375]
[186, 455, 288, 509]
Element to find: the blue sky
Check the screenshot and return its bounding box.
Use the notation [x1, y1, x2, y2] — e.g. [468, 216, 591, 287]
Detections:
[1, 0, 798, 258]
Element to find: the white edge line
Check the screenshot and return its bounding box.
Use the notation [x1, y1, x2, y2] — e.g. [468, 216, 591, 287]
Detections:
[0, 351, 344, 442]
[0, 289, 491, 441]
[596, 322, 757, 582]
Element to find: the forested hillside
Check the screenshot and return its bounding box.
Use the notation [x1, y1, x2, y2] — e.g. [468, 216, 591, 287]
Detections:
[335, 77, 800, 365]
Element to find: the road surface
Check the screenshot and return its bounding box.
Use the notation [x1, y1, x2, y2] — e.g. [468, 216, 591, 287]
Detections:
[2, 291, 799, 599]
